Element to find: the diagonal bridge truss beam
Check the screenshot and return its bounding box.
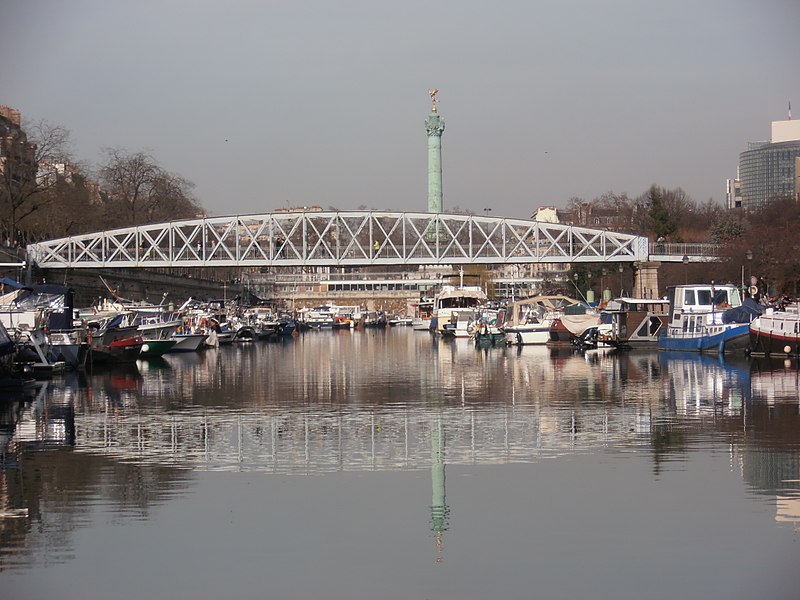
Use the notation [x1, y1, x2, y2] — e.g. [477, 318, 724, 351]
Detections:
[26, 212, 650, 268]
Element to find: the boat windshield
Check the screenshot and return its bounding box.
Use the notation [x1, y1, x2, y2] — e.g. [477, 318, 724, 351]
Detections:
[439, 297, 481, 309]
[697, 290, 713, 305]
[709, 288, 740, 306]
[684, 287, 741, 307]
[692, 288, 741, 307]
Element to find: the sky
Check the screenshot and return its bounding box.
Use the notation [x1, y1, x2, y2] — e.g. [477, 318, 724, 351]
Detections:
[2, 0, 799, 220]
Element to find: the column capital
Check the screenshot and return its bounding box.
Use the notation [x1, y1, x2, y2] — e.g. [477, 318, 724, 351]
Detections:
[425, 113, 445, 137]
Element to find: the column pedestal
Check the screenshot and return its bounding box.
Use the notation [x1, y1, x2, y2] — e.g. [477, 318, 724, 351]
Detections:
[634, 261, 661, 299]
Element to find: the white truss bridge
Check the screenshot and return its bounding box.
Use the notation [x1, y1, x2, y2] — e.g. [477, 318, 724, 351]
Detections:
[27, 211, 654, 269]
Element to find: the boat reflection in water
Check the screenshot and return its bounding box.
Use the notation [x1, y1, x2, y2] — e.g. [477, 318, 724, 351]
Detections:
[743, 356, 800, 526]
[657, 351, 751, 416]
[1, 333, 799, 595]
[4, 342, 798, 471]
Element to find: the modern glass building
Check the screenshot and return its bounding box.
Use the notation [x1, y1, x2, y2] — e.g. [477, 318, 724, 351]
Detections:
[737, 120, 800, 210]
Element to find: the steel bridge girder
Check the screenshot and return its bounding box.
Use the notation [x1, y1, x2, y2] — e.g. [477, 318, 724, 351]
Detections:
[26, 211, 652, 268]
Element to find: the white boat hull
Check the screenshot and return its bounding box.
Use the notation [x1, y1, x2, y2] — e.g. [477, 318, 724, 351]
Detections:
[169, 333, 208, 352]
[412, 318, 431, 331]
[504, 325, 551, 345]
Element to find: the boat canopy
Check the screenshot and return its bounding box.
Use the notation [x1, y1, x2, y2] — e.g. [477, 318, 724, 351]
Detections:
[0, 284, 75, 330]
[504, 295, 582, 327]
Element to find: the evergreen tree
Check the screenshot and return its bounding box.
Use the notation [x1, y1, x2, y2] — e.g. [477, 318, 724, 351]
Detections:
[647, 185, 678, 240]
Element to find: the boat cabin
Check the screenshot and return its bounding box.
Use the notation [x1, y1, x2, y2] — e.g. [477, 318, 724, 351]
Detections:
[666, 284, 742, 333]
[431, 285, 488, 333]
[601, 297, 670, 347]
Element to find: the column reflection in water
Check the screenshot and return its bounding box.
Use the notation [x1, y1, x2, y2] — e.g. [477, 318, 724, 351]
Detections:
[430, 412, 449, 563]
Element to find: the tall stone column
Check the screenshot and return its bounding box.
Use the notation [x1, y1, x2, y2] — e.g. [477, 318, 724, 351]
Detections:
[426, 89, 445, 213]
[634, 261, 661, 299]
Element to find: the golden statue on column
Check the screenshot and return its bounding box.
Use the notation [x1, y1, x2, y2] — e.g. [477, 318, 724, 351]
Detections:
[428, 88, 439, 113]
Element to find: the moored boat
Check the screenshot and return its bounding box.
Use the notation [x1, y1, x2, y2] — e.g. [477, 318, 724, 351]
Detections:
[139, 339, 178, 358]
[440, 311, 479, 338]
[0, 283, 82, 372]
[557, 311, 602, 343]
[388, 316, 413, 326]
[208, 318, 236, 345]
[474, 323, 505, 346]
[430, 285, 487, 334]
[89, 331, 144, 363]
[169, 332, 208, 353]
[333, 314, 354, 329]
[233, 326, 257, 342]
[363, 311, 388, 328]
[658, 284, 750, 354]
[49, 330, 90, 369]
[300, 304, 338, 328]
[749, 304, 800, 356]
[598, 297, 670, 349]
[333, 306, 363, 329]
[411, 299, 434, 331]
[503, 295, 582, 346]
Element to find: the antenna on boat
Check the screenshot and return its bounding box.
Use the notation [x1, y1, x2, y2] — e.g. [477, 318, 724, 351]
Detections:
[99, 274, 130, 303]
[571, 274, 590, 304]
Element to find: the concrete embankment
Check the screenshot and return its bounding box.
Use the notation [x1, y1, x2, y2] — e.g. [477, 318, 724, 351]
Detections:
[34, 267, 235, 308]
[23, 267, 417, 314]
[277, 290, 419, 315]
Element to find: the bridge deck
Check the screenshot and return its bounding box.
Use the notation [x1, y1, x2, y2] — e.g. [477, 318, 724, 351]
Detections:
[27, 211, 651, 268]
[26, 212, 719, 268]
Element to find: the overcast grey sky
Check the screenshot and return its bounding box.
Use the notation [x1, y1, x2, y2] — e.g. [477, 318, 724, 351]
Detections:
[2, 0, 799, 220]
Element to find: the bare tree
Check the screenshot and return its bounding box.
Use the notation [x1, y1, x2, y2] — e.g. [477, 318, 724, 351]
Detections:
[27, 172, 102, 237]
[564, 196, 587, 224]
[145, 172, 198, 223]
[593, 191, 632, 211]
[99, 148, 200, 227]
[0, 118, 72, 242]
[99, 149, 160, 226]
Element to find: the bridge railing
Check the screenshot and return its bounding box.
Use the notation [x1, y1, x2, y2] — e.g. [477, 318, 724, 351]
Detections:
[648, 242, 721, 262]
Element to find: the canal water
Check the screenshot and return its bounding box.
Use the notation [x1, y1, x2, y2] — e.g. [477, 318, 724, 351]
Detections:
[1, 329, 798, 600]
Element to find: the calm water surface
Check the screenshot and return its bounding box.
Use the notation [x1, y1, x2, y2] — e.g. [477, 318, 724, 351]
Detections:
[1, 328, 799, 599]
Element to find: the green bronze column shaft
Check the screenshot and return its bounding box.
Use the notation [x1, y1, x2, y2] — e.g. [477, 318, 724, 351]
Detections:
[426, 89, 445, 213]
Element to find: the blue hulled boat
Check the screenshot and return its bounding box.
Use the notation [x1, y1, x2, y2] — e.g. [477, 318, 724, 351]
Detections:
[658, 284, 751, 355]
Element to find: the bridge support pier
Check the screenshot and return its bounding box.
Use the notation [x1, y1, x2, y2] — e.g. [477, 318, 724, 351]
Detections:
[634, 261, 661, 299]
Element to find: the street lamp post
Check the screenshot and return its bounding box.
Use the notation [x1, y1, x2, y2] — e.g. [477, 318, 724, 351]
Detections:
[618, 264, 624, 297]
[483, 208, 492, 217]
[682, 255, 689, 284]
[745, 249, 754, 295]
